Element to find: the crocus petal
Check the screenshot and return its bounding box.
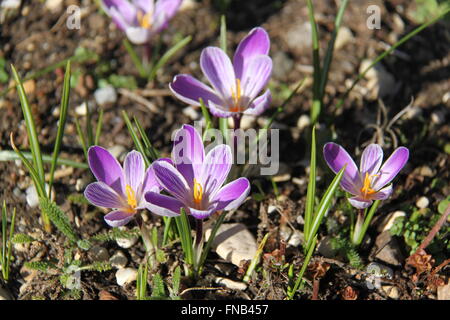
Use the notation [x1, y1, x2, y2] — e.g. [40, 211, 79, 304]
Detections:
[172, 124, 205, 184]
[189, 205, 218, 220]
[200, 47, 236, 101]
[102, 0, 136, 25]
[104, 210, 135, 227]
[109, 7, 130, 31]
[88, 146, 125, 195]
[169, 74, 224, 107]
[360, 144, 383, 176]
[240, 55, 272, 102]
[145, 192, 184, 217]
[371, 184, 393, 200]
[233, 27, 270, 79]
[201, 144, 232, 197]
[323, 143, 361, 195]
[124, 150, 145, 192]
[153, 0, 182, 32]
[213, 177, 250, 211]
[140, 165, 160, 195]
[132, 0, 154, 13]
[207, 101, 234, 118]
[372, 147, 409, 190]
[152, 160, 190, 201]
[243, 89, 271, 115]
[348, 196, 372, 209]
[125, 26, 151, 44]
[84, 182, 126, 209]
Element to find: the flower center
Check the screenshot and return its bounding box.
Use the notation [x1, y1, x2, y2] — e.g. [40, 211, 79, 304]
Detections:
[193, 178, 203, 205]
[125, 184, 138, 209]
[230, 78, 242, 112]
[137, 10, 152, 29]
[360, 172, 378, 198]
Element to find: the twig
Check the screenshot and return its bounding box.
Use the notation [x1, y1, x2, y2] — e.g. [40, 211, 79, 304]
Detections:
[118, 88, 158, 112]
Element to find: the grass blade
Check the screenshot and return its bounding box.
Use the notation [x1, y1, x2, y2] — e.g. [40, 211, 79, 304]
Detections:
[74, 116, 88, 159]
[122, 111, 150, 167]
[288, 235, 317, 299]
[243, 232, 270, 283]
[11, 65, 45, 184]
[0, 150, 87, 169]
[198, 211, 227, 273]
[133, 116, 160, 162]
[123, 39, 147, 78]
[304, 165, 346, 252]
[6, 207, 16, 280]
[94, 109, 104, 146]
[174, 208, 194, 276]
[148, 35, 192, 82]
[48, 61, 71, 198]
[303, 126, 316, 246]
[318, 0, 349, 98]
[220, 15, 227, 54]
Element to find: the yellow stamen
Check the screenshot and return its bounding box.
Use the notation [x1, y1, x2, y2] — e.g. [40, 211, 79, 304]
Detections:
[230, 78, 242, 112]
[360, 172, 377, 198]
[193, 178, 203, 205]
[137, 10, 152, 29]
[125, 184, 137, 209]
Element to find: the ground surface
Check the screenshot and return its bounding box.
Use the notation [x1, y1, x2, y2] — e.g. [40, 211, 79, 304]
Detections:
[0, 0, 449, 300]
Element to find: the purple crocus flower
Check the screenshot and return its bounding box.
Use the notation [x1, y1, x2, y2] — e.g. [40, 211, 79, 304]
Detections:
[169, 27, 272, 117]
[84, 146, 161, 227]
[102, 0, 182, 44]
[145, 124, 251, 219]
[323, 143, 409, 209]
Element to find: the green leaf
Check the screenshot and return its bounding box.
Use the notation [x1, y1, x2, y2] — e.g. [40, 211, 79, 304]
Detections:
[12, 233, 35, 244]
[151, 273, 166, 298]
[39, 197, 79, 243]
[304, 126, 316, 244]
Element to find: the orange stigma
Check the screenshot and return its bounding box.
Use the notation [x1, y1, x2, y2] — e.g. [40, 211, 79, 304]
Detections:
[125, 184, 137, 209]
[193, 178, 203, 205]
[360, 172, 377, 198]
[137, 10, 152, 29]
[230, 78, 242, 112]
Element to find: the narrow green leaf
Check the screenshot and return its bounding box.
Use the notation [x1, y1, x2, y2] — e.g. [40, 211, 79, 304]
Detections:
[243, 232, 270, 283]
[6, 208, 16, 278]
[304, 126, 316, 245]
[123, 39, 147, 78]
[0, 150, 88, 169]
[220, 15, 227, 54]
[198, 211, 227, 273]
[48, 61, 71, 198]
[122, 111, 150, 167]
[133, 116, 159, 162]
[148, 36, 191, 82]
[74, 116, 88, 159]
[11, 65, 45, 184]
[304, 165, 346, 252]
[288, 235, 316, 299]
[94, 109, 104, 146]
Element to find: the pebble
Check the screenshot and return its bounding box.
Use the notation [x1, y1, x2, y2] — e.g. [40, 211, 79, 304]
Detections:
[431, 110, 446, 125]
[418, 166, 434, 177]
[416, 196, 429, 209]
[94, 86, 117, 106]
[296, 114, 311, 131]
[359, 59, 396, 99]
[335, 27, 354, 50]
[379, 211, 406, 232]
[107, 145, 126, 161]
[437, 281, 450, 300]
[317, 236, 337, 258]
[115, 268, 137, 286]
[205, 223, 257, 267]
[182, 106, 200, 120]
[109, 251, 128, 269]
[374, 231, 404, 266]
[75, 102, 88, 116]
[272, 51, 294, 79]
[26, 184, 53, 208]
[284, 22, 312, 51]
[23, 79, 36, 95]
[116, 236, 138, 249]
[89, 245, 109, 262]
[215, 277, 247, 291]
[1, 0, 21, 10]
[75, 177, 90, 192]
[45, 0, 63, 12]
[382, 285, 400, 299]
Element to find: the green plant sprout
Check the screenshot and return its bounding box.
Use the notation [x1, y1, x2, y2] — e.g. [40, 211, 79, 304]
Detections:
[1, 201, 16, 282]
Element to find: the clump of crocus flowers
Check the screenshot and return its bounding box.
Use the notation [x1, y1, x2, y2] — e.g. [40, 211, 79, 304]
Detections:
[323, 142, 409, 245]
[101, 0, 183, 45]
[170, 27, 272, 123]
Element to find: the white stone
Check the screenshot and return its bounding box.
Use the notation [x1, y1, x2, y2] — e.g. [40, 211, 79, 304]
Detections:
[45, 0, 62, 12]
[416, 196, 429, 209]
[182, 106, 200, 120]
[215, 277, 247, 291]
[285, 22, 312, 51]
[335, 27, 354, 50]
[205, 223, 257, 267]
[107, 145, 126, 160]
[1, 0, 21, 9]
[116, 236, 138, 249]
[382, 285, 400, 299]
[380, 211, 406, 232]
[75, 102, 88, 116]
[240, 115, 257, 130]
[115, 268, 137, 286]
[359, 59, 396, 99]
[94, 86, 117, 106]
[109, 251, 128, 269]
[296, 114, 311, 131]
[26, 184, 53, 208]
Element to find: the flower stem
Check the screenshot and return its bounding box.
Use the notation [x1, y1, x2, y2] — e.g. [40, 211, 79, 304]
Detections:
[194, 218, 204, 275]
[135, 214, 155, 265]
[351, 209, 365, 245]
